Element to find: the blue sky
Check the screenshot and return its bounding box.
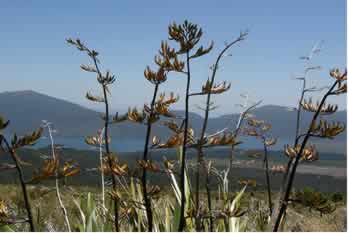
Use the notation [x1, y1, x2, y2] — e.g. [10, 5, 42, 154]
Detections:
[0, 0, 346, 115]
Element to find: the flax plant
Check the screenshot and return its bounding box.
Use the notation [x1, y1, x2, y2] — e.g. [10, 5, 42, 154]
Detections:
[244, 118, 277, 216]
[66, 38, 126, 231]
[273, 68, 346, 231]
[126, 42, 181, 230]
[165, 20, 215, 231]
[271, 43, 324, 226]
[188, 31, 247, 230]
[42, 121, 71, 231]
[0, 116, 42, 231]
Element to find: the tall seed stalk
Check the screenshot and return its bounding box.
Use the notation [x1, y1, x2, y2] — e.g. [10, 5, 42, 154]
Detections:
[43, 121, 71, 231]
[244, 118, 277, 216]
[273, 69, 346, 231]
[141, 83, 158, 231]
[191, 32, 247, 230]
[0, 117, 42, 232]
[127, 40, 182, 231]
[271, 43, 323, 227]
[66, 38, 121, 231]
[167, 20, 214, 231]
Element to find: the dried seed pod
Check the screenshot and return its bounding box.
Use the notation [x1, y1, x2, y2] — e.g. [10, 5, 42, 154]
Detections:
[332, 82, 346, 95]
[264, 137, 277, 147]
[168, 20, 203, 53]
[245, 128, 259, 137]
[154, 41, 185, 72]
[247, 119, 264, 127]
[190, 41, 214, 59]
[310, 120, 345, 138]
[261, 123, 272, 132]
[284, 144, 319, 162]
[284, 144, 297, 159]
[144, 66, 167, 84]
[127, 108, 146, 123]
[0, 199, 8, 218]
[152, 136, 160, 147]
[85, 135, 110, 146]
[98, 71, 116, 85]
[163, 121, 180, 133]
[330, 68, 347, 81]
[111, 163, 128, 176]
[157, 133, 184, 148]
[62, 161, 80, 177]
[11, 127, 43, 149]
[301, 98, 338, 114]
[31, 159, 59, 182]
[80, 64, 97, 73]
[137, 160, 160, 172]
[86, 91, 105, 103]
[202, 80, 231, 95]
[270, 165, 286, 173]
[206, 133, 241, 146]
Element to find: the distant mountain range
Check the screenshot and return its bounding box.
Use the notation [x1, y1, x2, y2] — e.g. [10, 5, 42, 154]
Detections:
[0, 90, 346, 153]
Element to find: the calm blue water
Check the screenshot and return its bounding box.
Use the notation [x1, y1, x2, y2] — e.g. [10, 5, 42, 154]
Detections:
[32, 136, 291, 152]
[34, 136, 145, 152]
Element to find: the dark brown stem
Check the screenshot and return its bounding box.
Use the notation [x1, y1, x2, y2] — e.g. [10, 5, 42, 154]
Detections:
[1, 136, 35, 231]
[273, 80, 338, 231]
[102, 84, 120, 232]
[262, 137, 272, 216]
[142, 83, 159, 231]
[281, 79, 306, 191]
[178, 50, 191, 231]
[194, 34, 247, 230]
[93, 56, 120, 232]
[205, 163, 213, 232]
[271, 77, 306, 227]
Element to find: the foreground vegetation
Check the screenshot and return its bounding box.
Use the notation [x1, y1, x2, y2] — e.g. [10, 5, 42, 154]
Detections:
[0, 184, 346, 232]
[0, 20, 346, 231]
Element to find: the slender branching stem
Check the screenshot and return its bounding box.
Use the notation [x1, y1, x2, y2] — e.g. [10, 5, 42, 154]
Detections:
[273, 80, 338, 231]
[227, 100, 261, 191]
[102, 84, 120, 232]
[280, 78, 306, 194]
[142, 83, 159, 231]
[194, 34, 247, 230]
[1, 136, 35, 232]
[89, 54, 120, 231]
[46, 124, 71, 232]
[271, 72, 308, 229]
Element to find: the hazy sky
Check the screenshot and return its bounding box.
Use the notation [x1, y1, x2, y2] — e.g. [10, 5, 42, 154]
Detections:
[0, 0, 346, 115]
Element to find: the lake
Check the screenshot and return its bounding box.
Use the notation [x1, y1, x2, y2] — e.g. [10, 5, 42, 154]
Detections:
[33, 136, 293, 152]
